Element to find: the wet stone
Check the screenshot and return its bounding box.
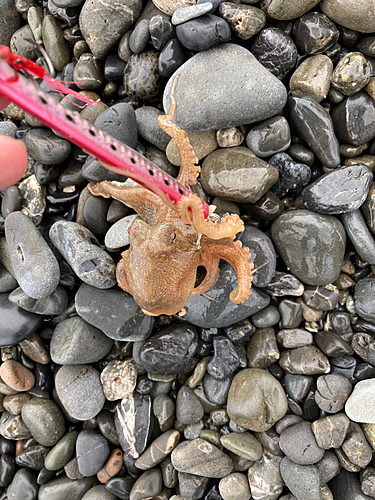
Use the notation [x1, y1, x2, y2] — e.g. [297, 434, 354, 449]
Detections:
[311, 413, 350, 449]
[279, 346, 330, 375]
[0, 411, 31, 440]
[362, 182, 375, 234]
[38, 475, 96, 499]
[330, 468, 370, 500]
[293, 11, 339, 55]
[207, 336, 240, 380]
[25, 128, 71, 165]
[76, 284, 153, 342]
[176, 386, 204, 425]
[286, 95, 340, 169]
[115, 393, 152, 458]
[150, 15, 175, 51]
[44, 431, 78, 471]
[135, 107, 171, 151]
[315, 374, 352, 413]
[219, 3, 265, 40]
[314, 330, 353, 357]
[21, 398, 65, 447]
[153, 393, 175, 429]
[290, 54, 333, 103]
[302, 164, 372, 214]
[227, 368, 288, 432]
[106, 476, 135, 499]
[158, 37, 186, 77]
[342, 420, 372, 468]
[201, 147, 278, 203]
[171, 438, 233, 478]
[82, 485, 118, 500]
[3, 393, 31, 415]
[49, 221, 116, 289]
[246, 328, 280, 369]
[124, 51, 162, 101]
[219, 472, 251, 500]
[79, 0, 142, 58]
[15, 444, 49, 471]
[247, 449, 284, 500]
[138, 324, 198, 375]
[97, 410, 119, 446]
[269, 152, 311, 198]
[104, 53, 126, 81]
[178, 472, 209, 500]
[271, 209, 346, 285]
[220, 432, 263, 461]
[341, 210, 375, 265]
[101, 360, 137, 401]
[50, 316, 113, 365]
[163, 43, 287, 131]
[55, 364, 105, 420]
[280, 457, 322, 500]
[5, 211, 59, 300]
[83, 195, 110, 236]
[129, 469, 162, 500]
[0, 454, 17, 487]
[252, 305, 280, 329]
[76, 430, 110, 477]
[279, 299, 303, 328]
[345, 379, 375, 423]
[246, 116, 290, 158]
[175, 14, 230, 51]
[94, 102, 138, 149]
[332, 52, 372, 96]
[332, 91, 375, 146]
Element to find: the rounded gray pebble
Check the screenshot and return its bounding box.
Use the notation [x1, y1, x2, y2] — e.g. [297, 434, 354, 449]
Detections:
[279, 422, 324, 465]
[105, 214, 140, 249]
[5, 211, 60, 300]
[50, 316, 113, 365]
[94, 103, 138, 149]
[246, 116, 291, 158]
[21, 398, 66, 447]
[252, 305, 280, 328]
[55, 364, 105, 420]
[8, 286, 68, 315]
[135, 107, 171, 151]
[280, 457, 322, 500]
[129, 19, 150, 53]
[76, 430, 110, 477]
[82, 485, 118, 500]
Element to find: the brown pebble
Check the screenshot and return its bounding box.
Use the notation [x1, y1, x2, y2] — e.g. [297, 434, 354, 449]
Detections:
[216, 127, 244, 148]
[334, 273, 354, 290]
[3, 393, 31, 415]
[296, 297, 323, 322]
[0, 360, 35, 392]
[19, 332, 50, 364]
[97, 448, 123, 483]
[341, 255, 356, 274]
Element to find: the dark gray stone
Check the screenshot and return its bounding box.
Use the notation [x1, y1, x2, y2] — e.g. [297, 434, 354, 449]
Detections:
[280, 457, 322, 500]
[315, 374, 352, 413]
[8, 286, 68, 315]
[279, 422, 324, 465]
[0, 0, 22, 46]
[6, 469, 38, 500]
[129, 19, 150, 53]
[135, 107, 171, 151]
[176, 14, 231, 51]
[246, 116, 291, 158]
[38, 475, 96, 500]
[25, 128, 71, 165]
[241, 226, 276, 287]
[330, 468, 373, 500]
[341, 210, 375, 265]
[176, 386, 204, 425]
[94, 103, 138, 149]
[21, 398, 65, 447]
[76, 430, 110, 477]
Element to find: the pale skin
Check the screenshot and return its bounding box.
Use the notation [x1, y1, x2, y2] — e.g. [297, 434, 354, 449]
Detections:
[0, 97, 28, 190]
[88, 77, 254, 316]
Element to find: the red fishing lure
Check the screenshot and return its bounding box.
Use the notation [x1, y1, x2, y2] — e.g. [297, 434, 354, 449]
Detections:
[0, 46, 210, 218]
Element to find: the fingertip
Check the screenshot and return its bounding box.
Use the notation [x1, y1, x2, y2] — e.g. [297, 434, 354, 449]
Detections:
[0, 136, 28, 190]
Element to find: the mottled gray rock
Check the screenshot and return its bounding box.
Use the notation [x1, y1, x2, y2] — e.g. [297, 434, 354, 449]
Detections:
[50, 316, 113, 365]
[0, 0, 22, 46]
[354, 278, 375, 324]
[280, 457, 322, 500]
[38, 475, 96, 500]
[320, 0, 375, 33]
[75, 284, 154, 341]
[49, 221, 116, 289]
[21, 399, 65, 447]
[55, 364, 105, 420]
[261, 0, 320, 20]
[80, 0, 143, 57]
[248, 450, 284, 500]
[163, 43, 287, 131]
[5, 212, 60, 300]
[8, 286, 68, 315]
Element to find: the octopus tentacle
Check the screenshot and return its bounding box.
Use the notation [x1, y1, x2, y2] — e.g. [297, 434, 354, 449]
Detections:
[158, 75, 200, 188]
[116, 251, 131, 293]
[88, 181, 164, 226]
[204, 239, 254, 304]
[177, 193, 244, 240]
[192, 251, 220, 296]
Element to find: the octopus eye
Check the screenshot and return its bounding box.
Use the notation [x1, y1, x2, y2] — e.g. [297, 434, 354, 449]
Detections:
[159, 224, 176, 245]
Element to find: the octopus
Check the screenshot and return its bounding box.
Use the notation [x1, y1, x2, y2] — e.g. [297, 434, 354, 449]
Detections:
[88, 77, 254, 316]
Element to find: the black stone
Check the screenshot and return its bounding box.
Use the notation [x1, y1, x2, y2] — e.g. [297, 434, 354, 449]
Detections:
[240, 225, 277, 287]
[354, 278, 375, 325]
[0, 454, 17, 487]
[354, 363, 375, 380]
[176, 14, 231, 52]
[293, 11, 339, 55]
[150, 15, 175, 51]
[314, 331, 353, 357]
[138, 324, 199, 375]
[106, 476, 135, 500]
[251, 27, 298, 80]
[15, 445, 50, 471]
[6, 469, 38, 500]
[104, 53, 126, 81]
[330, 469, 370, 500]
[269, 152, 311, 198]
[207, 336, 241, 380]
[94, 102, 138, 149]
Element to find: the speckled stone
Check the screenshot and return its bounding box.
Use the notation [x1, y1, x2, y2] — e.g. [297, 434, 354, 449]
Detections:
[5, 211, 60, 300]
[163, 43, 287, 131]
[290, 55, 333, 103]
[55, 364, 105, 420]
[280, 457, 322, 500]
[38, 476, 96, 500]
[227, 368, 288, 432]
[261, 0, 320, 20]
[219, 3, 266, 40]
[332, 52, 372, 96]
[76, 430, 110, 477]
[320, 0, 375, 33]
[0, 360, 35, 392]
[247, 449, 284, 500]
[21, 398, 65, 447]
[0, 0, 22, 46]
[219, 472, 251, 500]
[172, 2, 212, 24]
[124, 50, 162, 100]
[79, 0, 143, 57]
[271, 210, 346, 285]
[100, 360, 137, 401]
